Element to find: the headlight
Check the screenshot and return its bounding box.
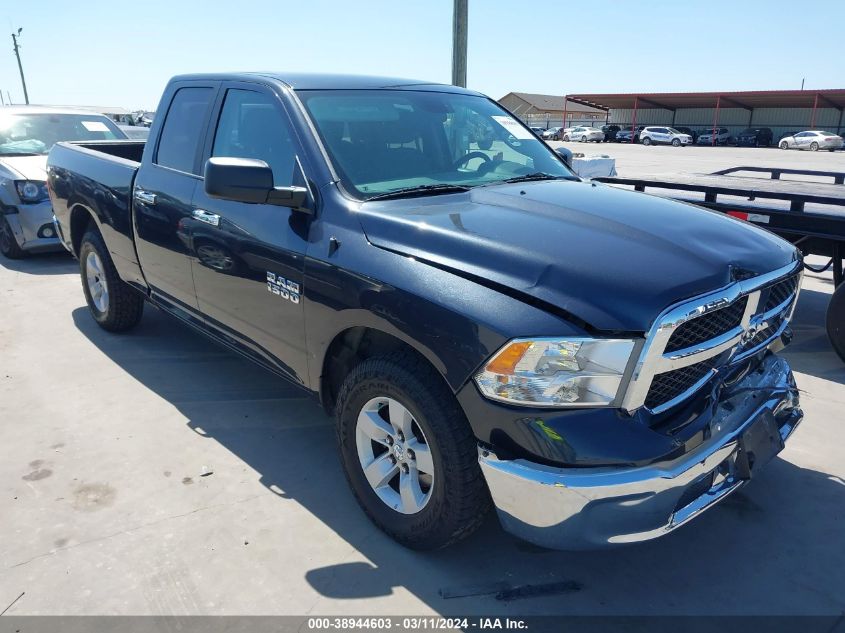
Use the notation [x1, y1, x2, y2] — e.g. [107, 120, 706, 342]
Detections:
[474, 338, 636, 407]
[15, 180, 49, 204]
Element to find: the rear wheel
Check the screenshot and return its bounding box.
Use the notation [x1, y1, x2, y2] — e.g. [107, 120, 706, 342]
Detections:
[336, 351, 490, 550]
[80, 229, 144, 332]
[827, 283, 845, 364]
[0, 215, 25, 259]
[642, 136, 652, 146]
[563, 135, 570, 141]
[580, 135, 587, 142]
[671, 138, 681, 147]
[810, 142, 819, 151]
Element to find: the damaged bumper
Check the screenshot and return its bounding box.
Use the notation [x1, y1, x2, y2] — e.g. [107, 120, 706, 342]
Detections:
[478, 353, 802, 550]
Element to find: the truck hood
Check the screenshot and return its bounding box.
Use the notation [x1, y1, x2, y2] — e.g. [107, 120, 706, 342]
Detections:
[357, 181, 798, 332]
[0, 154, 48, 180]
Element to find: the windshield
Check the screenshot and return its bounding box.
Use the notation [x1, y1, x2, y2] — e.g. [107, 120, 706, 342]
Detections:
[299, 90, 574, 199]
[0, 113, 125, 155]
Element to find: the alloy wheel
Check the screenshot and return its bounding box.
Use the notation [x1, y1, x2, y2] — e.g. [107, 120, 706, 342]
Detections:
[85, 251, 110, 313]
[355, 397, 434, 514]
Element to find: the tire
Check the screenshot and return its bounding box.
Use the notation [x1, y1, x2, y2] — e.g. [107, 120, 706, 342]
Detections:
[0, 215, 26, 259]
[79, 228, 144, 332]
[827, 283, 845, 364]
[563, 135, 569, 142]
[671, 138, 681, 147]
[336, 351, 490, 550]
[810, 142, 819, 152]
[780, 141, 789, 150]
[580, 135, 587, 142]
[642, 136, 652, 146]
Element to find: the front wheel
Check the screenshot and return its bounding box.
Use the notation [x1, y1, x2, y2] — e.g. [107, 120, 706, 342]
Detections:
[336, 351, 490, 550]
[810, 142, 819, 152]
[780, 141, 789, 149]
[80, 229, 144, 332]
[563, 135, 570, 141]
[0, 215, 25, 259]
[672, 138, 681, 147]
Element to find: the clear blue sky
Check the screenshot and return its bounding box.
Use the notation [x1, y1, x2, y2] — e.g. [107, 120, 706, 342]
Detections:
[2, 0, 843, 111]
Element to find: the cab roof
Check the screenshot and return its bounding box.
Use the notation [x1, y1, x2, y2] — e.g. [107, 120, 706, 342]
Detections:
[169, 72, 484, 95]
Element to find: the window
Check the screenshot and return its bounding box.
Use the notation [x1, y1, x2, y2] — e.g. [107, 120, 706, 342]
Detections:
[156, 87, 213, 174]
[299, 89, 572, 198]
[212, 89, 298, 187]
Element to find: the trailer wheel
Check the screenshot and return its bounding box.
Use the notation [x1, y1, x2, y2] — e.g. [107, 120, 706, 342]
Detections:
[827, 282, 845, 364]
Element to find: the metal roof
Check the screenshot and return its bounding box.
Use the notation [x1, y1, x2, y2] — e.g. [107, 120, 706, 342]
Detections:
[0, 105, 121, 116]
[565, 89, 845, 111]
[500, 92, 604, 113]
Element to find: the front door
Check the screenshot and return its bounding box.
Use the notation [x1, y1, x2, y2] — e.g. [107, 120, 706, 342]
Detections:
[133, 83, 217, 312]
[188, 85, 311, 385]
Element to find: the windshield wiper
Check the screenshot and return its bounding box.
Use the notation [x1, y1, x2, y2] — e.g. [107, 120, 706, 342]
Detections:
[364, 184, 471, 202]
[0, 152, 43, 157]
[502, 172, 575, 184]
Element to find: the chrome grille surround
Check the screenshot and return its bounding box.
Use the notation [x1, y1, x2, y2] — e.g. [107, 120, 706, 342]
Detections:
[622, 260, 803, 414]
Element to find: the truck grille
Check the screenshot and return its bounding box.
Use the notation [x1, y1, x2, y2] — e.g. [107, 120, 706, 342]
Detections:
[644, 359, 717, 410]
[664, 297, 747, 353]
[763, 275, 799, 312]
[626, 265, 802, 415]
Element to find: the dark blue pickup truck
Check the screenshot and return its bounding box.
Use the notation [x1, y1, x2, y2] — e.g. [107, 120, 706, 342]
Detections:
[47, 73, 804, 550]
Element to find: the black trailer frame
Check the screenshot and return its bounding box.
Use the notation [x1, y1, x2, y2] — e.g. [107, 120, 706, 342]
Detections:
[596, 166, 845, 361]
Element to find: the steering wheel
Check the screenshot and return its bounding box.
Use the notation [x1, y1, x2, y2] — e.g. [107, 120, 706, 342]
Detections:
[453, 151, 492, 170]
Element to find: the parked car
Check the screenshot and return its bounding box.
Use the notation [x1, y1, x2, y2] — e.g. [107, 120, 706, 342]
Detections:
[697, 127, 731, 145]
[601, 124, 620, 142]
[616, 125, 645, 143]
[736, 128, 773, 147]
[0, 106, 128, 259]
[49, 72, 804, 551]
[564, 126, 604, 142]
[779, 130, 844, 151]
[542, 126, 562, 141]
[639, 126, 693, 147]
[529, 126, 545, 137]
[118, 125, 151, 139]
[672, 126, 698, 142]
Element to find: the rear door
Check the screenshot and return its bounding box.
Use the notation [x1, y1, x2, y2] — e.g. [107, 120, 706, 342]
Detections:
[188, 82, 311, 384]
[133, 82, 217, 312]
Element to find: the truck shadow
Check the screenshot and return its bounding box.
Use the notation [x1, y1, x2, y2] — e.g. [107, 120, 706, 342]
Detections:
[784, 288, 845, 386]
[70, 300, 845, 615]
[0, 251, 77, 275]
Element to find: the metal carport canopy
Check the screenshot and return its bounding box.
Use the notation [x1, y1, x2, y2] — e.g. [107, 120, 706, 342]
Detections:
[564, 89, 845, 112]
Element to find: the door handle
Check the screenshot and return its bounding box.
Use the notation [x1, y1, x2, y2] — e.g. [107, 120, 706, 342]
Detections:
[192, 209, 220, 227]
[134, 189, 157, 205]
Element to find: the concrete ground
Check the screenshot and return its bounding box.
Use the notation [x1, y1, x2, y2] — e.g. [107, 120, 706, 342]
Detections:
[1, 146, 845, 615]
[548, 139, 845, 179]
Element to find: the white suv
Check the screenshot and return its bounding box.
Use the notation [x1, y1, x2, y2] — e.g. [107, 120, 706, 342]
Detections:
[697, 127, 731, 145]
[640, 127, 693, 147]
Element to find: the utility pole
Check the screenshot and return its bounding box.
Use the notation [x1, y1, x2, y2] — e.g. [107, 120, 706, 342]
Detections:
[800, 78, 805, 91]
[11, 28, 29, 105]
[451, 0, 467, 87]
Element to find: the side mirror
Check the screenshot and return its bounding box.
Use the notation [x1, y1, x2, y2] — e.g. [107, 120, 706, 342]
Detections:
[204, 157, 309, 211]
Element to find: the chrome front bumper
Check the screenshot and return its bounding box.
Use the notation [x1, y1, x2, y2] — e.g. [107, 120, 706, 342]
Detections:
[479, 353, 802, 550]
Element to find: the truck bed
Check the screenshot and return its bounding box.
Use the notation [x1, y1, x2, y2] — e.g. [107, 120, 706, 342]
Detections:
[47, 140, 146, 288]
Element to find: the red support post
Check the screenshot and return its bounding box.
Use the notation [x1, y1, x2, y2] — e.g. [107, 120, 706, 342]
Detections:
[712, 95, 721, 146]
[631, 96, 639, 142]
[811, 92, 819, 128]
